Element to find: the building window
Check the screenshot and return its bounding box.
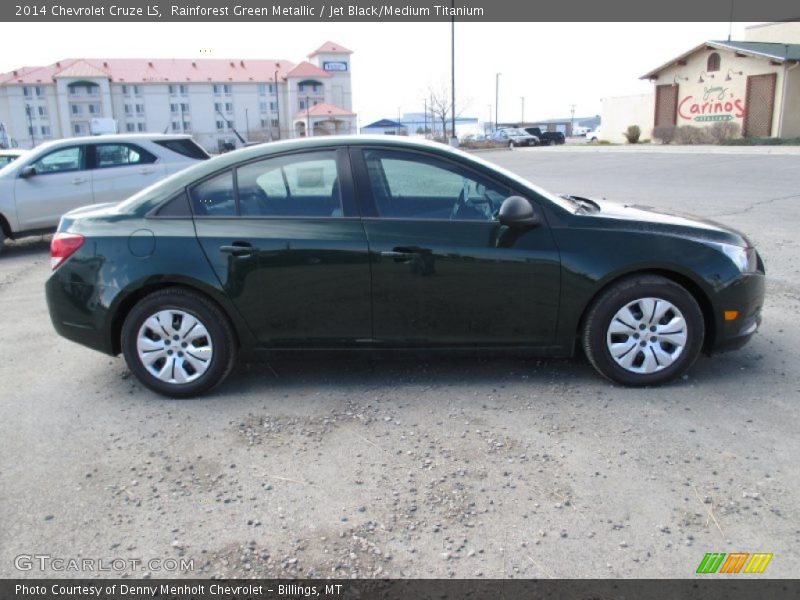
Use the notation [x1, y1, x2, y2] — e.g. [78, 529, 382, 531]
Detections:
[88, 103, 100, 114]
[124, 104, 132, 115]
[71, 104, 82, 115]
[40, 125, 51, 137]
[225, 102, 233, 113]
[133, 85, 142, 96]
[214, 102, 222, 112]
[69, 87, 79, 97]
[259, 102, 268, 113]
[135, 104, 145, 115]
[35, 86, 43, 97]
[137, 123, 146, 132]
[258, 83, 274, 95]
[707, 53, 721, 72]
[271, 118, 279, 128]
[170, 103, 178, 114]
[171, 121, 181, 131]
[216, 120, 226, 132]
[121, 85, 129, 95]
[38, 106, 47, 118]
[126, 123, 136, 132]
[169, 85, 177, 95]
[270, 101, 276, 111]
[73, 123, 85, 135]
[213, 84, 232, 95]
[299, 100, 306, 110]
[23, 86, 32, 97]
[88, 86, 99, 96]
[28, 126, 34, 136]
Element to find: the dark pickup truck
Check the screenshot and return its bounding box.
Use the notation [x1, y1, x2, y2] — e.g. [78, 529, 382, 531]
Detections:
[524, 127, 565, 145]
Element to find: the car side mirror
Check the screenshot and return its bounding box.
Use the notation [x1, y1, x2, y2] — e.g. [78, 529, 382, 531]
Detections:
[20, 165, 36, 179]
[498, 195, 539, 227]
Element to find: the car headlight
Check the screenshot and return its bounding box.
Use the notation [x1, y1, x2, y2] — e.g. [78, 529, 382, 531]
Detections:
[705, 242, 758, 272]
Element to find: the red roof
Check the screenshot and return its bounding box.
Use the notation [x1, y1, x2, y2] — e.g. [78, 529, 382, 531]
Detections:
[308, 42, 353, 57]
[295, 103, 356, 119]
[286, 61, 330, 79]
[0, 57, 295, 85]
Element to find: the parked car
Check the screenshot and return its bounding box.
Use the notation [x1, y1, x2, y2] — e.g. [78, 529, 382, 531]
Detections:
[524, 128, 565, 146]
[572, 126, 590, 137]
[490, 128, 539, 148]
[0, 148, 26, 168]
[586, 128, 603, 142]
[0, 134, 209, 251]
[46, 136, 765, 397]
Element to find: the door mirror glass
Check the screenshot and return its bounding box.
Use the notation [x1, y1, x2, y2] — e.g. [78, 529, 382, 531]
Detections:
[498, 196, 539, 227]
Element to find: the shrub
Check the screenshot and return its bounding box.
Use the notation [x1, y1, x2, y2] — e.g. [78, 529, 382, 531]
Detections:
[652, 124, 677, 144]
[706, 121, 741, 144]
[674, 125, 713, 145]
[622, 125, 641, 144]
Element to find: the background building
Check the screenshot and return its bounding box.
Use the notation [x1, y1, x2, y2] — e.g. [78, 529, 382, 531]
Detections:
[0, 41, 356, 151]
[601, 22, 800, 142]
[360, 112, 479, 136]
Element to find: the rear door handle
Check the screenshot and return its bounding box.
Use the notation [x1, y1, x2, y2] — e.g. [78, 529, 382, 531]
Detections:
[219, 243, 258, 257]
[381, 249, 420, 262]
[71, 177, 88, 185]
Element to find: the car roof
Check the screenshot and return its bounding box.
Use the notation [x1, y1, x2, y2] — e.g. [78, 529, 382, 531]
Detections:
[29, 133, 193, 153]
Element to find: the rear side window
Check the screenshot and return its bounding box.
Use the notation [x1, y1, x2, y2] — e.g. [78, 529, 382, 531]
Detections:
[154, 138, 210, 160]
[189, 170, 236, 216]
[236, 151, 341, 217]
[94, 143, 156, 168]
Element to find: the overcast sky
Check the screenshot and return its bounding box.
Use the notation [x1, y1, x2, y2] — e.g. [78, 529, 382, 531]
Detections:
[0, 22, 757, 126]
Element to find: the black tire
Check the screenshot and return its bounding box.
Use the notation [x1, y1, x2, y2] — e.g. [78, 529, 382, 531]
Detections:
[0, 228, 5, 253]
[582, 275, 704, 386]
[121, 287, 236, 398]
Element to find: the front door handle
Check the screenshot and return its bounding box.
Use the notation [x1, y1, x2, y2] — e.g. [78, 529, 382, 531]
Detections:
[139, 167, 154, 175]
[71, 177, 88, 185]
[219, 243, 258, 257]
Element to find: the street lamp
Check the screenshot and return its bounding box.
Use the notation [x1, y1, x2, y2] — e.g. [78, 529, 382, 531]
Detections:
[520, 96, 525, 126]
[495, 73, 501, 132]
[274, 69, 281, 140]
[450, 2, 457, 146]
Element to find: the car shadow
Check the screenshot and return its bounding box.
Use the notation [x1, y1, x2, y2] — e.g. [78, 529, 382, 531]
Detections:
[1, 234, 52, 257]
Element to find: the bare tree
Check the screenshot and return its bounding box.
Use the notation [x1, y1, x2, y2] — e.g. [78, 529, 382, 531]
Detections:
[428, 84, 470, 141]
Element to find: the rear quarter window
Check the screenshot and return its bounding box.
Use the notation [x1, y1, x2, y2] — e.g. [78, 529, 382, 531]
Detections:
[154, 139, 210, 160]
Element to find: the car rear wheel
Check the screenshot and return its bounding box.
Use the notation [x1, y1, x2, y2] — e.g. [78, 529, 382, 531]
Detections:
[121, 288, 236, 398]
[0, 228, 5, 253]
[582, 275, 704, 386]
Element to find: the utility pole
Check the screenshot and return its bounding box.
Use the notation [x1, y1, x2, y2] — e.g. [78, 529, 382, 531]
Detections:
[25, 105, 34, 147]
[495, 73, 501, 131]
[450, 0, 456, 145]
[305, 95, 311, 137]
[274, 70, 281, 140]
[487, 104, 492, 134]
[520, 97, 525, 126]
[569, 104, 576, 136]
[245, 107, 250, 141]
[423, 98, 427, 137]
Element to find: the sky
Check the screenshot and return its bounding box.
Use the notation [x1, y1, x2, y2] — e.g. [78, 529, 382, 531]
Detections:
[0, 21, 757, 127]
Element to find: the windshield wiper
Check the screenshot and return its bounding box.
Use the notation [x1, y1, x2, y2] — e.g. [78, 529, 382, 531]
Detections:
[561, 195, 600, 213]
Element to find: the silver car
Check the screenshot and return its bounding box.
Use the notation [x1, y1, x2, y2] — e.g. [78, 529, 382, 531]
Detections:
[0, 134, 208, 251]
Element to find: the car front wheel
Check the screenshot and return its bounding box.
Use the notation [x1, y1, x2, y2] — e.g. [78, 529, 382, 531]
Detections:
[121, 288, 236, 398]
[582, 275, 704, 386]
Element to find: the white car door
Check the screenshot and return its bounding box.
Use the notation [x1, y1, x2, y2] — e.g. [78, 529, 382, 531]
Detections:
[14, 144, 92, 231]
[90, 142, 166, 205]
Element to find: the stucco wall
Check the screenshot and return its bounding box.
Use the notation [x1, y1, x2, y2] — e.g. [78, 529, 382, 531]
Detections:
[652, 48, 785, 137]
[600, 94, 654, 143]
[780, 64, 800, 137]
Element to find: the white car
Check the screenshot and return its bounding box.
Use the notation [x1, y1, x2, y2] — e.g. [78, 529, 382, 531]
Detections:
[571, 126, 590, 137]
[0, 148, 26, 168]
[585, 128, 602, 142]
[0, 134, 208, 250]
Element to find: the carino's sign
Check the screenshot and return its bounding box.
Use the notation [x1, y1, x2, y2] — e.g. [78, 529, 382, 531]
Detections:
[679, 86, 746, 122]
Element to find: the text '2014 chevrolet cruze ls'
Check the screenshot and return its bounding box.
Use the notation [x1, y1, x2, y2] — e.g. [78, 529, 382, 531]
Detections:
[45, 137, 764, 397]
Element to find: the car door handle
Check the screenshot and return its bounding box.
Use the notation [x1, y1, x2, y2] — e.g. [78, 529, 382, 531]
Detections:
[381, 249, 420, 262]
[71, 177, 88, 185]
[139, 167, 154, 174]
[219, 243, 258, 257]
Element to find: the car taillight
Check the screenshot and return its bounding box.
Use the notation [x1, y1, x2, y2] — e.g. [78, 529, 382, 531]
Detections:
[51, 232, 85, 270]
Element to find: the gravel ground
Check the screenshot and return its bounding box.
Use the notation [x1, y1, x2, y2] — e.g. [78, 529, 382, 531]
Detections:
[0, 147, 798, 579]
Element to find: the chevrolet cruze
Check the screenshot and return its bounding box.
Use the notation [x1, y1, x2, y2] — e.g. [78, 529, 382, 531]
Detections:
[45, 137, 764, 397]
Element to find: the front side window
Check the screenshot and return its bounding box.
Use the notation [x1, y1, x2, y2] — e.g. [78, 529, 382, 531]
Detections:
[31, 146, 84, 174]
[362, 149, 510, 221]
[236, 151, 341, 217]
[94, 143, 156, 168]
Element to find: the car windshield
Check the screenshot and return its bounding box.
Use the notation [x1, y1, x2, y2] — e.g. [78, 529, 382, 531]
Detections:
[506, 129, 527, 137]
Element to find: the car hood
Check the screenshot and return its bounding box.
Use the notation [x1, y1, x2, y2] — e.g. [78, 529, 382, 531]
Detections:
[583, 198, 752, 247]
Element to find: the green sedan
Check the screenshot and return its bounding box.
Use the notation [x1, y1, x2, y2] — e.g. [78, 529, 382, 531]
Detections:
[45, 137, 764, 397]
